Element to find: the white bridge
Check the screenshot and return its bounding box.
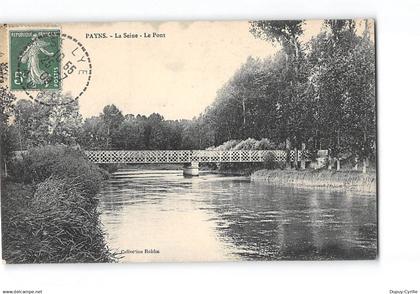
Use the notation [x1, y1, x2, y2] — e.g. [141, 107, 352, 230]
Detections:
[13, 149, 310, 176]
[85, 150, 310, 176]
[84, 149, 310, 169]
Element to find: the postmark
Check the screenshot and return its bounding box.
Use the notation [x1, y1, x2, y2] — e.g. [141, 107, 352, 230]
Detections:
[9, 29, 92, 106]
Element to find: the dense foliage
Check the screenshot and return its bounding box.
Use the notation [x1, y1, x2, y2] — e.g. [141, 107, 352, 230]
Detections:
[78, 109, 202, 150]
[2, 145, 115, 263]
[208, 138, 281, 173]
[202, 19, 376, 163]
[9, 145, 107, 195]
[0, 63, 17, 169]
[9, 93, 82, 149]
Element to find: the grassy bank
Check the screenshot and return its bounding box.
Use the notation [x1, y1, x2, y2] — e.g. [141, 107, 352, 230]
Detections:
[1, 146, 116, 263]
[251, 169, 376, 193]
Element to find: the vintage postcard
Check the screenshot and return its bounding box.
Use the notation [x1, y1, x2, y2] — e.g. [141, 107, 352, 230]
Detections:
[0, 20, 376, 263]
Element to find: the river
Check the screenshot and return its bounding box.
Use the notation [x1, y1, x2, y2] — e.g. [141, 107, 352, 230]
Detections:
[98, 169, 377, 262]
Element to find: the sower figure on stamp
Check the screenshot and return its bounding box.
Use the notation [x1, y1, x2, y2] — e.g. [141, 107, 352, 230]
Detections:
[20, 34, 54, 86]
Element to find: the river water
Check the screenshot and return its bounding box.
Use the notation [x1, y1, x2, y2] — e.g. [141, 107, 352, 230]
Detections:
[98, 169, 377, 262]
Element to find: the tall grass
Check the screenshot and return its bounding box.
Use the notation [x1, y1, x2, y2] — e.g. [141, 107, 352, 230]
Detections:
[251, 169, 376, 193]
[2, 145, 116, 263]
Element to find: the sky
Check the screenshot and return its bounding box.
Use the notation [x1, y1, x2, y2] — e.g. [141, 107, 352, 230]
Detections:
[68, 21, 280, 120]
[9, 20, 373, 120]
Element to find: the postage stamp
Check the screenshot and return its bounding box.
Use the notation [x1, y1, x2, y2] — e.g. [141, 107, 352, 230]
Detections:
[8, 29, 92, 106]
[9, 29, 61, 90]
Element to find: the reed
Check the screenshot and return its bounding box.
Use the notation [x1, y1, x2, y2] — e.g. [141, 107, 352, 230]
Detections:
[1, 146, 116, 263]
[251, 169, 376, 193]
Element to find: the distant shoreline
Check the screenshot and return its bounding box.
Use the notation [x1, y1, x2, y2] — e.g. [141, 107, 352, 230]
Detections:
[251, 169, 376, 193]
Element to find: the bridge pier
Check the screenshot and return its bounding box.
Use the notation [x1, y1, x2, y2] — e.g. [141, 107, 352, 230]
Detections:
[183, 161, 199, 176]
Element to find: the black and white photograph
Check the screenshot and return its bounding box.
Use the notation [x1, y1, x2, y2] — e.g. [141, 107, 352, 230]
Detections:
[1, 19, 376, 263]
[0, 1, 419, 292]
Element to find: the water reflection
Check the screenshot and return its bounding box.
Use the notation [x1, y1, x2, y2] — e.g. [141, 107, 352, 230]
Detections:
[98, 169, 377, 262]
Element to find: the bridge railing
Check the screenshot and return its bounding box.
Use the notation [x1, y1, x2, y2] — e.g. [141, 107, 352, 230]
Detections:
[84, 150, 311, 164]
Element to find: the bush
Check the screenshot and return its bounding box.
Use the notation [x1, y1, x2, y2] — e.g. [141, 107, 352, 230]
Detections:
[8, 145, 67, 182]
[50, 153, 104, 197]
[2, 145, 116, 263]
[213, 139, 239, 151]
[212, 138, 277, 172]
[9, 145, 107, 196]
[263, 152, 278, 169]
[256, 138, 276, 150]
[233, 138, 259, 150]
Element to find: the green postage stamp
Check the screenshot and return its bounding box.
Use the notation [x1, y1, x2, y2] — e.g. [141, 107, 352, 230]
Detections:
[9, 29, 61, 90]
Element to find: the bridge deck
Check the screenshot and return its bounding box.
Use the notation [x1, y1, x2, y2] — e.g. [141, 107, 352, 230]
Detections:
[84, 150, 309, 164]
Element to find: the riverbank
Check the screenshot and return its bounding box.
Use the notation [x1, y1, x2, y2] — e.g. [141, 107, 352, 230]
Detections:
[1, 145, 116, 263]
[251, 169, 376, 193]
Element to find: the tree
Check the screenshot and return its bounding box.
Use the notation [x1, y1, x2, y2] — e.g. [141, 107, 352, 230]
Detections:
[308, 20, 375, 170]
[250, 21, 304, 67]
[250, 20, 313, 150]
[113, 115, 147, 150]
[78, 116, 108, 149]
[100, 104, 124, 149]
[13, 99, 35, 148]
[145, 113, 169, 149]
[1, 62, 18, 170]
[181, 115, 215, 149]
[13, 93, 82, 147]
[46, 94, 83, 145]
